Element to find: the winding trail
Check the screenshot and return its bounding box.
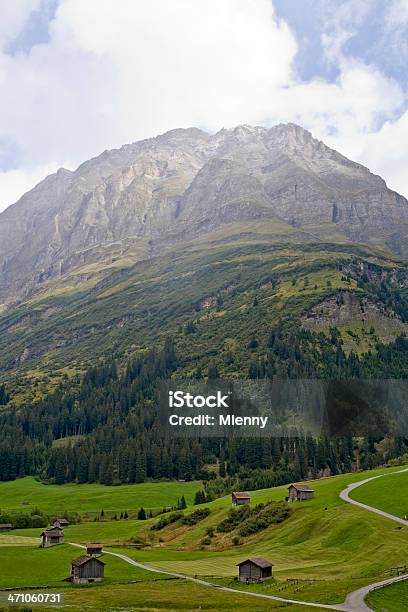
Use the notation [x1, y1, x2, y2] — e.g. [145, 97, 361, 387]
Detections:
[339, 467, 408, 526]
[69, 542, 347, 611]
[68, 467, 408, 612]
[339, 467, 408, 610]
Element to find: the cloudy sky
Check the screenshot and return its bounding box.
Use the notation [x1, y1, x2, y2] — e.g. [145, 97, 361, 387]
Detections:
[0, 0, 408, 212]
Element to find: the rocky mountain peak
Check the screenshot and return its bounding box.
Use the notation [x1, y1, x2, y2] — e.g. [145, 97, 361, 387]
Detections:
[0, 123, 407, 305]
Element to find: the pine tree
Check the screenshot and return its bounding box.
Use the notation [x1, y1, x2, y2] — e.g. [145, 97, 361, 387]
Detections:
[0, 385, 9, 405]
[137, 507, 147, 520]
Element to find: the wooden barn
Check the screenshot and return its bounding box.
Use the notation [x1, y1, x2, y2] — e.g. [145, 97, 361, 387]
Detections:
[71, 555, 105, 583]
[232, 492, 251, 506]
[53, 518, 69, 528]
[0, 523, 12, 532]
[86, 543, 103, 556]
[41, 525, 64, 547]
[237, 557, 273, 583]
[288, 484, 315, 502]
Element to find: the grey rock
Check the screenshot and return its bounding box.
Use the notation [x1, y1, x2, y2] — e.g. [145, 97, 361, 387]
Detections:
[1, 123, 407, 303]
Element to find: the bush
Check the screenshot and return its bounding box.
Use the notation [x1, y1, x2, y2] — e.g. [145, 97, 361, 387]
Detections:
[238, 502, 290, 536]
[181, 508, 210, 526]
[216, 501, 291, 537]
[151, 512, 183, 531]
[217, 505, 251, 533]
[0, 509, 49, 529]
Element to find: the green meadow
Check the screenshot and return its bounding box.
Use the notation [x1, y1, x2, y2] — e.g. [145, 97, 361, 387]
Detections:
[0, 476, 200, 515]
[0, 543, 158, 589]
[37, 580, 317, 612]
[350, 470, 408, 519]
[1, 465, 408, 610]
[367, 580, 408, 612]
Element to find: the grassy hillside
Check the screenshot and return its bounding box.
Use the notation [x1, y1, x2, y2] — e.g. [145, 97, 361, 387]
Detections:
[367, 580, 408, 612]
[0, 222, 403, 403]
[0, 477, 200, 516]
[3, 466, 408, 609]
[350, 470, 408, 519]
[23, 579, 315, 612]
[95, 467, 408, 605]
[0, 543, 155, 589]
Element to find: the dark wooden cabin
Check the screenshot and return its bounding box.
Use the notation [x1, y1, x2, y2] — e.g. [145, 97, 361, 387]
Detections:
[41, 525, 64, 547]
[237, 557, 273, 583]
[232, 492, 251, 506]
[71, 555, 105, 583]
[287, 484, 315, 502]
[0, 524, 12, 532]
[53, 518, 70, 527]
[86, 543, 103, 556]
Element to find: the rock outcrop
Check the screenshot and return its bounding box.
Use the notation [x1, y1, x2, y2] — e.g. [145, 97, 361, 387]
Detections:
[1, 123, 407, 303]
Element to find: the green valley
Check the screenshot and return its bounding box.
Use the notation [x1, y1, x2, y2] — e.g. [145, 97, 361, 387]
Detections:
[1, 466, 408, 611]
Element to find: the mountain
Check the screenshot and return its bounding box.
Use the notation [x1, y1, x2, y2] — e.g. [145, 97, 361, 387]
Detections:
[1, 123, 408, 399]
[1, 123, 408, 306]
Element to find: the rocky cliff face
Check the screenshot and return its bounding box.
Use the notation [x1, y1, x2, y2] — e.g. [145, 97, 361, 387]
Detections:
[1, 123, 407, 303]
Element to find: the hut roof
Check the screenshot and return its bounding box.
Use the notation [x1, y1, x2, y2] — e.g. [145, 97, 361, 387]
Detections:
[87, 543, 103, 549]
[0, 523, 12, 528]
[71, 555, 105, 567]
[46, 525, 63, 532]
[289, 484, 315, 492]
[42, 529, 63, 537]
[237, 557, 273, 568]
[232, 491, 251, 498]
[54, 518, 69, 525]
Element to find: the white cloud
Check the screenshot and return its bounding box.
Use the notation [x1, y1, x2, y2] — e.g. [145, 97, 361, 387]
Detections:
[0, 0, 41, 48]
[357, 110, 408, 197]
[0, 0, 407, 213]
[386, 0, 408, 25]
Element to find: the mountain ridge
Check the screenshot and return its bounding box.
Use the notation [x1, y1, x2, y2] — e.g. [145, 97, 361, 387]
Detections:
[1, 122, 407, 307]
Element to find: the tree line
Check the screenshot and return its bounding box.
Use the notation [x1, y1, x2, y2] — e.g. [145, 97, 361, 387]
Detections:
[0, 326, 408, 487]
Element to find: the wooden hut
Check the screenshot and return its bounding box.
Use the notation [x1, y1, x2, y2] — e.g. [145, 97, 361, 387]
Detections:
[287, 484, 315, 502]
[41, 525, 64, 547]
[86, 543, 103, 556]
[237, 557, 273, 583]
[71, 555, 105, 583]
[232, 492, 251, 506]
[53, 518, 70, 528]
[0, 523, 12, 532]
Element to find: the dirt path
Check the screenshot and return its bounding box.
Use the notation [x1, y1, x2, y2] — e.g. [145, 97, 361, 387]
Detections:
[343, 573, 408, 612]
[68, 468, 408, 612]
[339, 467, 408, 526]
[339, 467, 408, 610]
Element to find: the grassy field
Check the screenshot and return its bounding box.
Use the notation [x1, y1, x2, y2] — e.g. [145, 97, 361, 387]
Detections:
[14, 580, 321, 612]
[0, 476, 201, 515]
[0, 543, 159, 589]
[367, 580, 408, 612]
[350, 470, 408, 519]
[2, 466, 408, 610]
[9, 518, 146, 544]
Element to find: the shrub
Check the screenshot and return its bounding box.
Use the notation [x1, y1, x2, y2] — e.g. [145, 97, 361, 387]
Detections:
[151, 512, 183, 531]
[216, 501, 291, 537]
[181, 508, 210, 526]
